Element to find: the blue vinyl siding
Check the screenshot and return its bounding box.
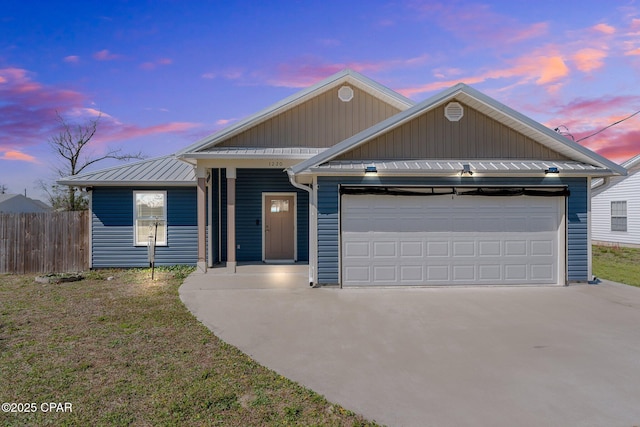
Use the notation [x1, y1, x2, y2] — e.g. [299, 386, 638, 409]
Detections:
[317, 176, 589, 284]
[217, 169, 309, 262]
[92, 187, 197, 267]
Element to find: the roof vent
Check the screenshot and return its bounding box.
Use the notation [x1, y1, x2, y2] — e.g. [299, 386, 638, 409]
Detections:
[338, 85, 354, 102]
[445, 102, 464, 121]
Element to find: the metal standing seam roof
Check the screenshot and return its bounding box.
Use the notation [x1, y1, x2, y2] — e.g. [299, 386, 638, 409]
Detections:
[312, 160, 614, 175]
[189, 146, 328, 159]
[176, 69, 415, 157]
[290, 83, 627, 177]
[57, 155, 196, 186]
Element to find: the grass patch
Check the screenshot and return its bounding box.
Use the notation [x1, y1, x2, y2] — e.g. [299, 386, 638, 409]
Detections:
[592, 245, 640, 287]
[0, 267, 379, 426]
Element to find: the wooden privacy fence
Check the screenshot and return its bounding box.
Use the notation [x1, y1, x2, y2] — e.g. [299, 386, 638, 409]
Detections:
[0, 211, 89, 274]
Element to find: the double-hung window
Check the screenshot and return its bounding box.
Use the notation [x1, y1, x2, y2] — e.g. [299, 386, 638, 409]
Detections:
[134, 191, 167, 245]
[611, 201, 627, 232]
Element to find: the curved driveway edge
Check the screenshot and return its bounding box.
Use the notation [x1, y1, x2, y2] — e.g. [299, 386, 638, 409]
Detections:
[180, 273, 640, 427]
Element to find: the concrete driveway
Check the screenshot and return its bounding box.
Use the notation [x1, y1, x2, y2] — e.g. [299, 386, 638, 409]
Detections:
[180, 266, 640, 427]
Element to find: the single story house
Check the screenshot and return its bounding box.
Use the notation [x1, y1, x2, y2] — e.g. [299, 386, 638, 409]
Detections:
[59, 69, 626, 286]
[0, 193, 52, 213]
[591, 154, 640, 247]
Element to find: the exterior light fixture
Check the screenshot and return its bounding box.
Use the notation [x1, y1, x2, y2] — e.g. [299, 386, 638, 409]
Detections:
[461, 164, 473, 176]
[364, 165, 377, 174]
[545, 167, 560, 174]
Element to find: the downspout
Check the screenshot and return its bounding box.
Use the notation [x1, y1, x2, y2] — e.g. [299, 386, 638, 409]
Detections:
[218, 168, 222, 264]
[286, 169, 316, 287]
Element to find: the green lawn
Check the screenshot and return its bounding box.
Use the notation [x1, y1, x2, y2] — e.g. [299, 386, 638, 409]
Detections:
[592, 245, 640, 287]
[0, 267, 379, 427]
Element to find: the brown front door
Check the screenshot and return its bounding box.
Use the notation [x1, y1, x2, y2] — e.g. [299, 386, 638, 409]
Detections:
[264, 195, 295, 260]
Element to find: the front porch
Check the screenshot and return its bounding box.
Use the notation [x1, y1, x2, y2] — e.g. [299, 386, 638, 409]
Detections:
[192, 167, 312, 274]
[186, 262, 311, 289]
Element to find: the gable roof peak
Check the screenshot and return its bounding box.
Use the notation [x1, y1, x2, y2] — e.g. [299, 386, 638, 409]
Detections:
[176, 69, 414, 156]
[290, 81, 627, 176]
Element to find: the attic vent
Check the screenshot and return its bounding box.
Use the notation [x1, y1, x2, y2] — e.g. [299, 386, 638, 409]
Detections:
[445, 102, 464, 121]
[338, 85, 354, 102]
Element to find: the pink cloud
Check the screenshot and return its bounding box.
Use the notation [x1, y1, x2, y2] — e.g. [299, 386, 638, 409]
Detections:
[64, 55, 80, 63]
[573, 48, 607, 72]
[398, 52, 569, 97]
[0, 66, 203, 160]
[592, 23, 616, 34]
[580, 129, 640, 164]
[407, 2, 548, 46]
[0, 150, 38, 163]
[266, 55, 429, 88]
[544, 95, 640, 162]
[93, 49, 120, 61]
[93, 121, 200, 144]
[625, 48, 640, 56]
[140, 58, 173, 70]
[0, 67, 86, 148]
[201, 67, 245, 80]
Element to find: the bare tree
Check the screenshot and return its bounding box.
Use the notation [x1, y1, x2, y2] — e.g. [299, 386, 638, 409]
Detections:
[46, 112, 144, 210]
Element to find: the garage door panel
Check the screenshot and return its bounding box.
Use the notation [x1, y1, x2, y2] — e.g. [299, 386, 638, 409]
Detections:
[505, 264, 527, 280]
[341, 194, 563, 286]
[426, 265, 450, 281]
[343, 240, 370, 257]
[344, 266, 370, 282]
[401, 265, 424, 281]
[453, 265, 475, 281]
[479, 241, 501, 256]
[427, 241, 450, 256]
[479, 265, 501, 280]
[531, 240, 553, 256]
[373, 266, 397, 282]
[373, 241, 397, 257]
[401, 241, 423, 257]
[504, 240, 527, 256]
[453, 241, 475, 256]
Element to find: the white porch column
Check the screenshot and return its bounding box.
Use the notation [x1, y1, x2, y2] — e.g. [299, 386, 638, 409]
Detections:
[196, 166, 207, 273]
[226, 167, 237, 273]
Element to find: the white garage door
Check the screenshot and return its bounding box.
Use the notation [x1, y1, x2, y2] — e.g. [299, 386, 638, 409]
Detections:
[341, 192, 565, 286]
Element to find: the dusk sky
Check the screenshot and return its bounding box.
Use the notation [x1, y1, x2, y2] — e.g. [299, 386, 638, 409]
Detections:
[2, 1, 640, 201]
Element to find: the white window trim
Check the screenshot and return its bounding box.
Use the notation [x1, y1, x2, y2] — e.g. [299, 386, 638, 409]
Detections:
[611, 200, 628, 232]
[134, 190, 168, 246]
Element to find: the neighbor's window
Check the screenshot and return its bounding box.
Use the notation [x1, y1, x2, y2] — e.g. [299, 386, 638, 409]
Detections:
[611, 201, 627, 232]
[134, 191, 167, 245]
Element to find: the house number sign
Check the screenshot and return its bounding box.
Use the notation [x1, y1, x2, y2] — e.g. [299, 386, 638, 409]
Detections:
[267, 160, 284, 167]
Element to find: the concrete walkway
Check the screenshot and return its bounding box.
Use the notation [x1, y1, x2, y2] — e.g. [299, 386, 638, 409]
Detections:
[180, 267, 640, 427]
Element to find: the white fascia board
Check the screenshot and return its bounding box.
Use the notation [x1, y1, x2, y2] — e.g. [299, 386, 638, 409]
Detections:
[179, 152, 318, 160]
[453, 87, 627, 175]
[57, 180, 196, 187]
[307, 169, 616, 178]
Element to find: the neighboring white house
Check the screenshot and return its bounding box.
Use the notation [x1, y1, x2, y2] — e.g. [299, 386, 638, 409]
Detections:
[592, 154, 640, 247]
[0, 194, 52, 213]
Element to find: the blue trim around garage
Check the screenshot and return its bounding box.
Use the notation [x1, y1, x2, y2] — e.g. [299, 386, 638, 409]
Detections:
[316, 175, 588, 284]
